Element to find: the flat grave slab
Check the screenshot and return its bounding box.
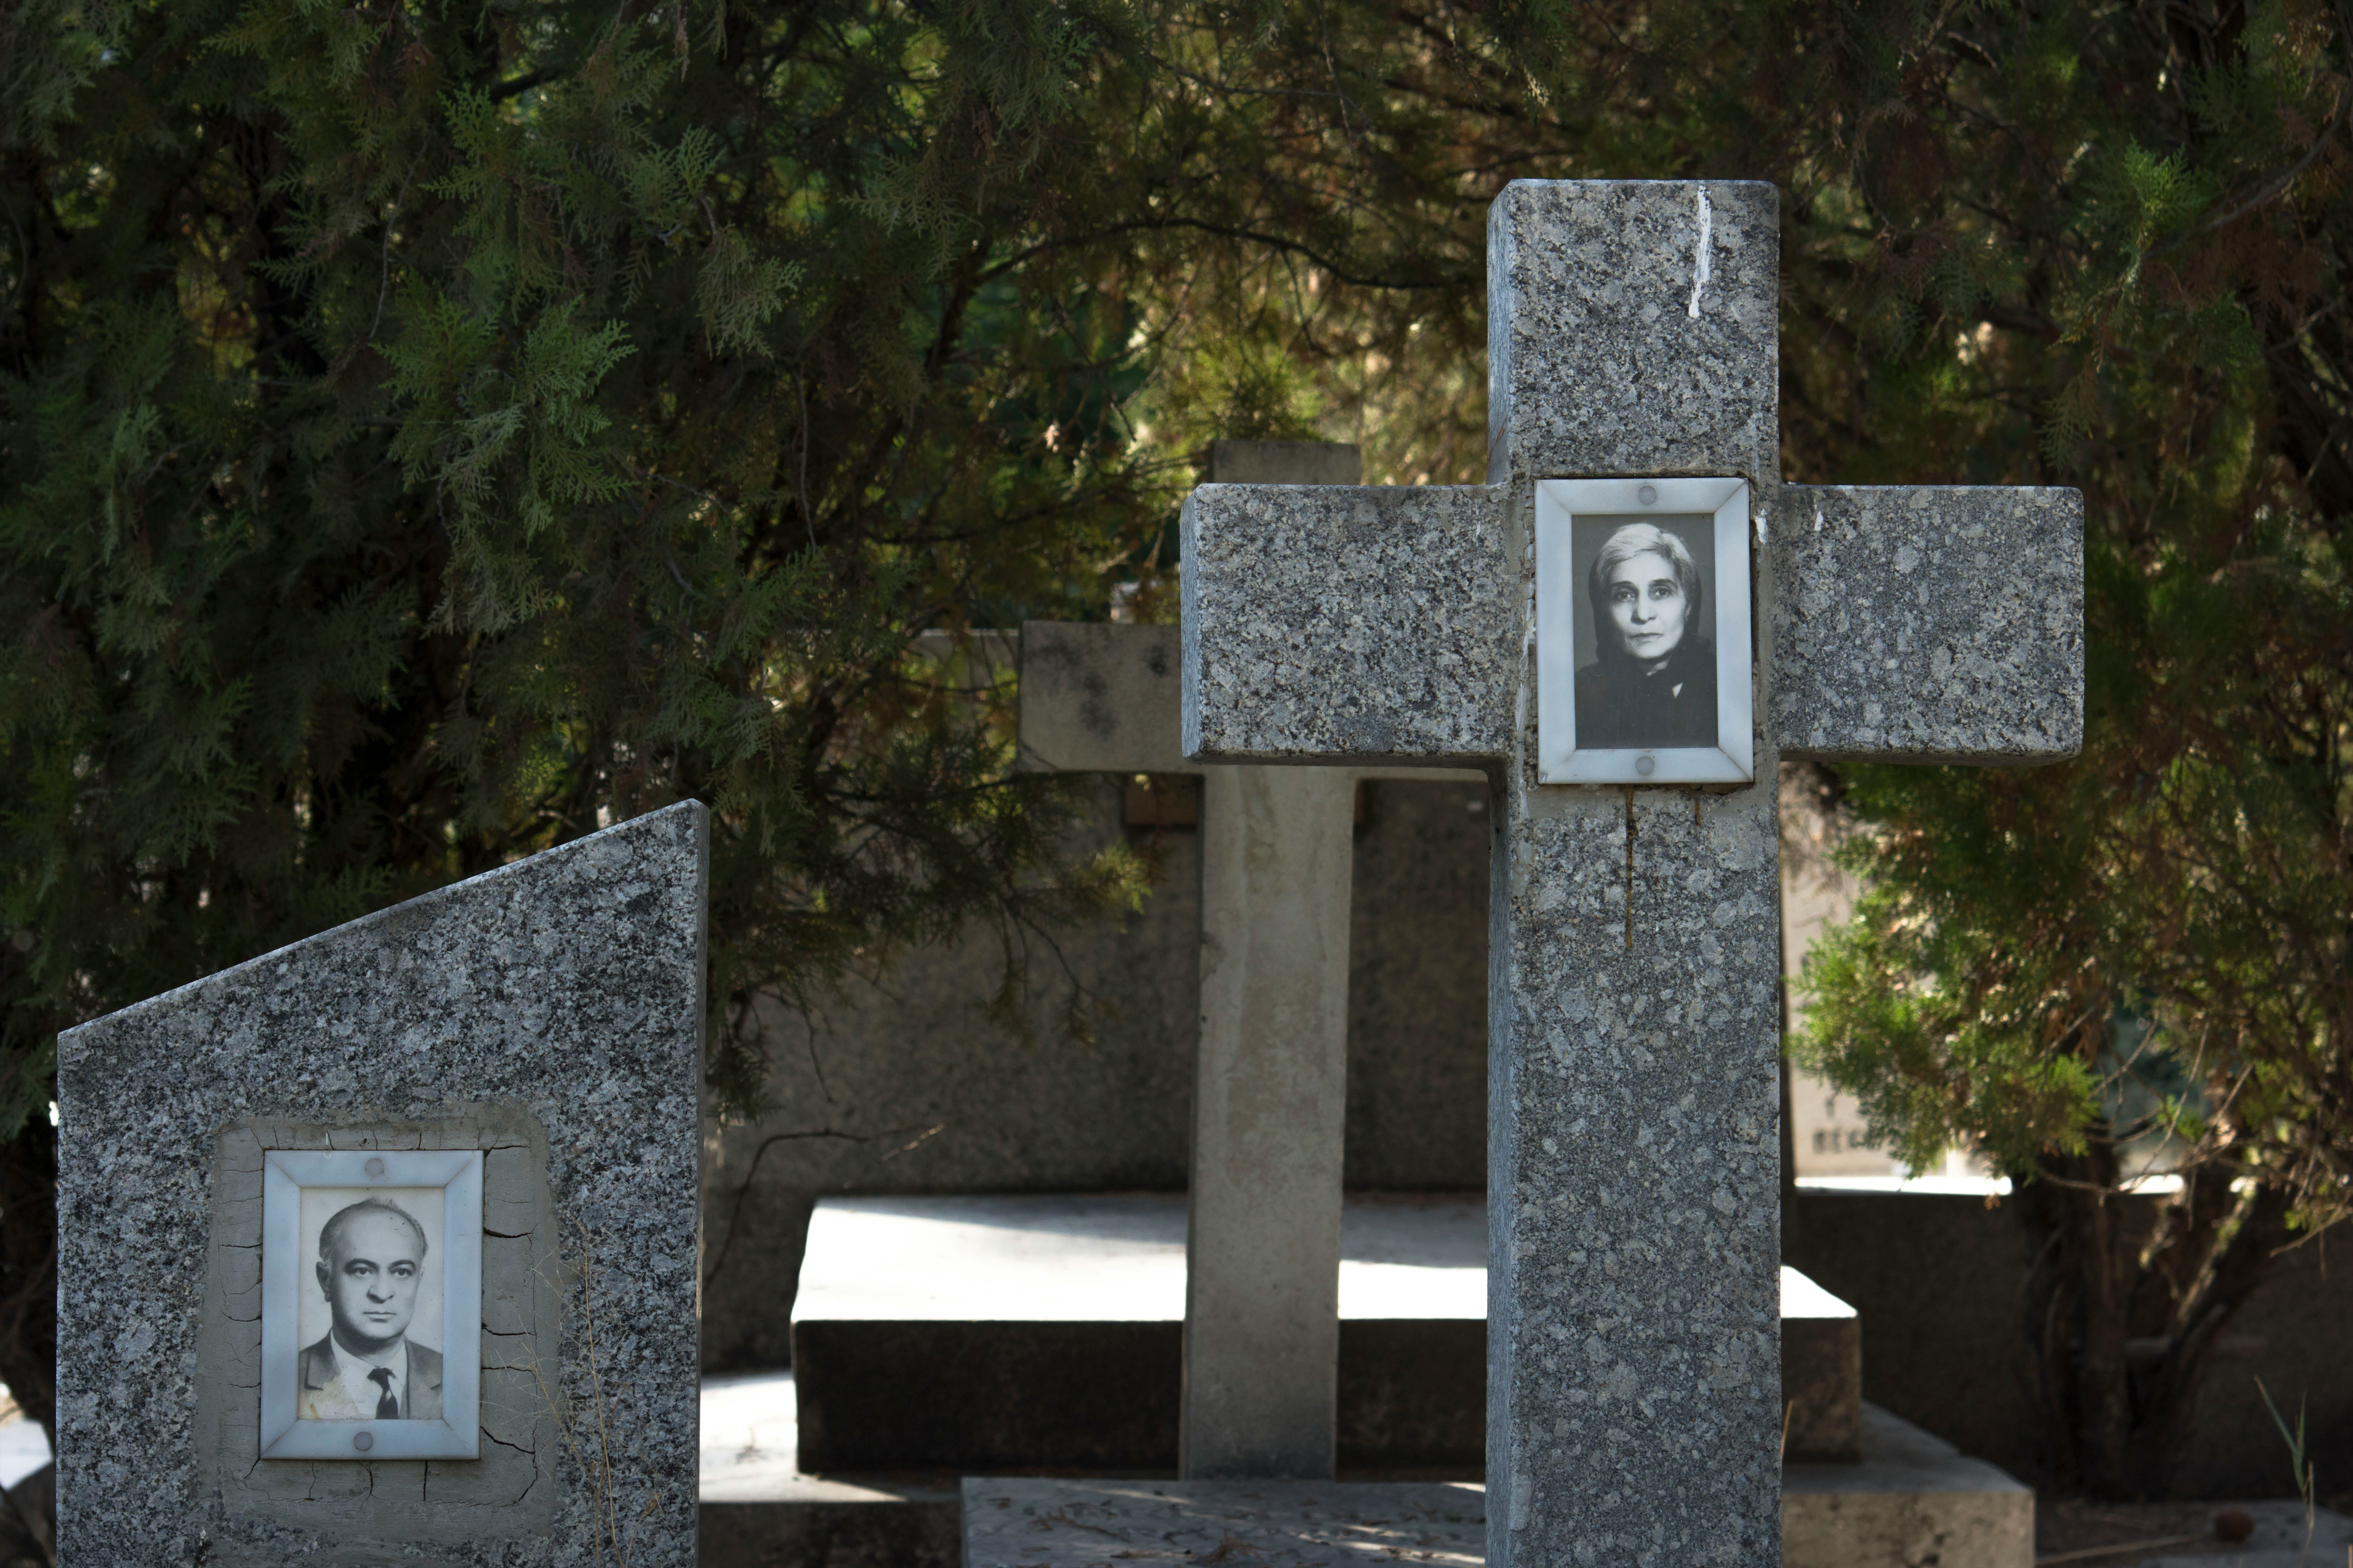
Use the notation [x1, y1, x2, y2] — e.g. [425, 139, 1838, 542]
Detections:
[789, 1195, 1857, 1472]
[791, 1194, 1486, 1474]
[698, 1370, 962, 1568]
[792, 1193, 1485, 1323]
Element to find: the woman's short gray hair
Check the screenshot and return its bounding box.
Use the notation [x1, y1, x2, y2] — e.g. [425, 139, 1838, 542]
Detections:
[1586, 522, 1703, 643]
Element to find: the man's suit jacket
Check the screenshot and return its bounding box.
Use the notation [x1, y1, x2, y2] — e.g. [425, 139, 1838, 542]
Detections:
[296, 1335, 444, 1421]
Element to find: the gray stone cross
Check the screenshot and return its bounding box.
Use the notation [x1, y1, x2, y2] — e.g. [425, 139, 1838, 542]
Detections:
[1180, 181, 2081, 1566]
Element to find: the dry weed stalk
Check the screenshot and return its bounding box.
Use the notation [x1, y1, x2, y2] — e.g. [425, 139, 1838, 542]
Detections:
[526, 1216, 659, 1568]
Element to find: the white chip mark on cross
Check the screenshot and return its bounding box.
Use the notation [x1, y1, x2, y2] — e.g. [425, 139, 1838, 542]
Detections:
[1178, 180, 2082, 1567]
[1687, 185, 1714, 319]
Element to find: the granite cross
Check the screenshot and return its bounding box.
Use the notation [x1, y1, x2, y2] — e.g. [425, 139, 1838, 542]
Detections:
[1020, 439, 1482, 1479]
[1180, 181, 2082, 1566]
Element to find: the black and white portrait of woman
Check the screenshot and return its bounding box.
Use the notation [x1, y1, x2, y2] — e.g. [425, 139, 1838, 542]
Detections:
[1573, 521, 1717, 749]
[1533, 476, 1752, 785]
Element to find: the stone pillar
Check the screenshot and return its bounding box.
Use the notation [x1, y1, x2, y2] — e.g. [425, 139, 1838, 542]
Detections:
[1173, 439, 1368, 1481]
[1181, 765, 1356, 1478]
[1481, 180, 1787, 1567]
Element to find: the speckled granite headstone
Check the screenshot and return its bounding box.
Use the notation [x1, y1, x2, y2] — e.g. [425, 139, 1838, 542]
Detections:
[55, 802, 707, 1567]
[1179, 180, 2082, 1568]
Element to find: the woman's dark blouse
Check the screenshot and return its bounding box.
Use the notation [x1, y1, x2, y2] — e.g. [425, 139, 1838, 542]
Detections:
[1573, 636, 1718, 749]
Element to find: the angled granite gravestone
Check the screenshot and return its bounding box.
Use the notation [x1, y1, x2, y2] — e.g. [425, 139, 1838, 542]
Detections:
[1178, 180, 2081, 1568]
[1017, 439, 1483, 1482]
[55, 802, 707, 1567]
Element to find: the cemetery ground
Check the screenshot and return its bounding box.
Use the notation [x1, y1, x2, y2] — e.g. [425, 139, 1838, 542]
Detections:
[688, 1042, 2353, 1568]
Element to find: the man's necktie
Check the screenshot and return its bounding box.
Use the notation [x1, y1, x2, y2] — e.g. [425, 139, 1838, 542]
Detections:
[368, 1366, 398, 1420]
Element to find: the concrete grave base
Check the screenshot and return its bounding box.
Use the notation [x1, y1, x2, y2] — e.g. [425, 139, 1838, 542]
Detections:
[955, 1405, 2029, 1568]
[789, 1193, 1488, 1473]
[960, 1477, 1486, 1566]
[1784, 1405, 2032, 1568]
[1782, 1265, 1864, 1462]
[697, 1369, 957, 1568]
[693, 1376, 2035, 1568]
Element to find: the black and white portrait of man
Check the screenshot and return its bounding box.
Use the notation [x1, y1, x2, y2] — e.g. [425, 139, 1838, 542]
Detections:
[260, 1148, 481, 1459]
[1572, 519, 1718, 749]
[296, 1193, 444, 1422]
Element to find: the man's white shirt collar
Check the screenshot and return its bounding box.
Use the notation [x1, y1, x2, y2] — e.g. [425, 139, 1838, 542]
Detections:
[331, 1334, 406, 1415]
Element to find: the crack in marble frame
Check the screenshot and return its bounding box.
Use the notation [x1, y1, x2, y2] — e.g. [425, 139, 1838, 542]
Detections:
[259, 1149, 483, 1460]
[1535, 476, 1755, 785]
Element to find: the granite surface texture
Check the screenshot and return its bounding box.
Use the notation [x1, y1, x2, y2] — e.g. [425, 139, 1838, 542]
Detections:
[1771, 486, 2085, 764]
[1487, 765, 1786, 1568]
[1479, 183, 1790, 1564]
[56, 803, 707, 1568]
[1181, 483, 1513, 764]
[1487, 180, 1779, 485]
[961, 1477, 1485, 1566]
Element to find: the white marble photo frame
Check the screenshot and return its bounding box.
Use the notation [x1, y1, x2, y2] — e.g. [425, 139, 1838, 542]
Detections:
[259, 1150, 482, 1460]
[1535, 477, 1755, 785]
